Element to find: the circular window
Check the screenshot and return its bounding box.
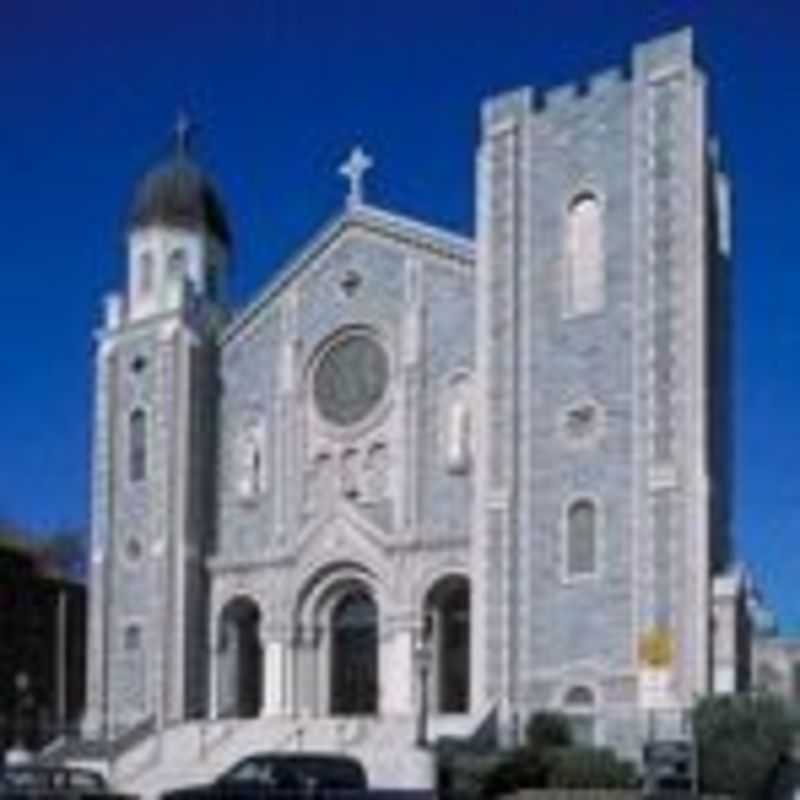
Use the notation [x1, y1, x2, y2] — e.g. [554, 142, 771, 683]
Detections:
[313, 332, 389, 427]
[562, 401, 602, 445]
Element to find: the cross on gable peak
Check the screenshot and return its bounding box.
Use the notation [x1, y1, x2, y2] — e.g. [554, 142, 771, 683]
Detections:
[338, 145, 374, 208]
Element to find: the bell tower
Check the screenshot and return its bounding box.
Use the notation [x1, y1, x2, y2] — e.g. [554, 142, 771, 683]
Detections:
[85, 117, 230, 735]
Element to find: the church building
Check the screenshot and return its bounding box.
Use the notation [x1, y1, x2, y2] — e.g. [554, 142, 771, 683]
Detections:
[83, 28, 739, 782]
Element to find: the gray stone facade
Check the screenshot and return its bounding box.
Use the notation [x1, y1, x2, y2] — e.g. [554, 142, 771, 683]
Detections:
[85, 28, 735, 760]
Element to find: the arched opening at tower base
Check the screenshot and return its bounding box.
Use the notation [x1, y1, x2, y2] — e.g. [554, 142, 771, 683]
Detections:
[330, 588, 378, 715]
[217, 596, 263, 718]
[424, 574, 470, 713]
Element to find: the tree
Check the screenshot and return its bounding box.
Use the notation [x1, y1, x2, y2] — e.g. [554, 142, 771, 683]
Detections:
[694, 693, 793, 800]
[0, 518, 87, 581]
[35, 528, 88, 580]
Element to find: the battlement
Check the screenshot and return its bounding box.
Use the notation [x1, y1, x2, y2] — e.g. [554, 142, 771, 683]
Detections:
[482, 27, 696, 132]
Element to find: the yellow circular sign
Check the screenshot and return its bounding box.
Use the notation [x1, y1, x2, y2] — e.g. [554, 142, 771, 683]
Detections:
[638, 626, 674, 667]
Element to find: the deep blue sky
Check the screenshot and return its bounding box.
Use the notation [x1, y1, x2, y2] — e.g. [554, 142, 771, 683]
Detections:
[1, 1, 798, 631]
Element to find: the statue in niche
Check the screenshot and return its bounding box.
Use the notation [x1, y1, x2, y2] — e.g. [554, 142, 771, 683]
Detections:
[446, 379, 471, 475]
[363, 442, 389, 501]
[341, 448, 360, 499]
[239, 423, 266, 499]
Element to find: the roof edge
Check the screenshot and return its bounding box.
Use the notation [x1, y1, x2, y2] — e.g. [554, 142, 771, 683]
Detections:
[221, 203, 474, 347]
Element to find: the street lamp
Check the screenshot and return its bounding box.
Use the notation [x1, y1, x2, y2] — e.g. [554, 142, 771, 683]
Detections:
[6, 672, 34, 765]
[13, 672, 31, 747]
[414, 632, 433, 748]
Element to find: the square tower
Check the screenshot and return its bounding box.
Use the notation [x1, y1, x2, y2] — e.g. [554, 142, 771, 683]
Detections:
[473, 28, 731, 750]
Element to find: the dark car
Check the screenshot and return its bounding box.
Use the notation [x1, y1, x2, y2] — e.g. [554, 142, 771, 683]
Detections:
[161, 753, 368, 800]
[0, 766, 119, 800]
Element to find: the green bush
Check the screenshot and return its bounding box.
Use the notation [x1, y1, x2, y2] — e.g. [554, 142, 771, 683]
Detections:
[436, 738, 508, 800]
[524, 710, 573, 751]
[443, 709, 640, 797]
[479, 747, 549, 797]
[545, 746, 637, 789]
[693, 693, 793, 800]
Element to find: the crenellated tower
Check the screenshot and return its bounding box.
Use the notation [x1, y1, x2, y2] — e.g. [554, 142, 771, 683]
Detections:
[473, 29, 732, 749]
[84, 119, 230, 734]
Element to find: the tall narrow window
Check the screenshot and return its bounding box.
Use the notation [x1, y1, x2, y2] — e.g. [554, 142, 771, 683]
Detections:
[124, 624, 142, 652]
[130, 408, 147, 482]
[167, 247, 187, 281]
[566, 193, 604, 315]
[566, 498, 597, 577]
[138, 252, 155, 297]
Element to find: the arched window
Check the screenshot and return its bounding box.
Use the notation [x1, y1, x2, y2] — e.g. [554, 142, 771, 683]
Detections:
[424, 575, 471, 713]
[566, 193, 604, 315]
[564, 685, 596, 745]
[566, 499, 597, 577]
[138, 252, 154, 296]
[217, 597, 263, 718]
[124, 624, 142, 652]
[129, 409, 147, 483]
[167, 247, 188, 281]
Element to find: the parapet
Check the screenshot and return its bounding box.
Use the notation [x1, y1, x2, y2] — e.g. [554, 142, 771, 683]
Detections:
[481, 27, 697, 132]
[633, 26, 694, 77]
[481, 87, 534, 132]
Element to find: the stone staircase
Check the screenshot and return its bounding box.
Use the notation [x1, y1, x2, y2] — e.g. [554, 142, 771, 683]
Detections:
[85, 712, 486, 800]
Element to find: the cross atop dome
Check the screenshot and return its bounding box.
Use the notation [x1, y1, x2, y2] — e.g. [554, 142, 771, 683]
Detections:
[338, 146, 373, 208]
[173, 109, 195, 158]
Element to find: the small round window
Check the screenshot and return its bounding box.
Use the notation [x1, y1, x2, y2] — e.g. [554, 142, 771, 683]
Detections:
[125, 537, 143, 563]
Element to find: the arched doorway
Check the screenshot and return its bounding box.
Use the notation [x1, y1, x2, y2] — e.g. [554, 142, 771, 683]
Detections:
[330, 588, 378, 715]
[424, 575, 470, 713]
[218, 596, 262, 718]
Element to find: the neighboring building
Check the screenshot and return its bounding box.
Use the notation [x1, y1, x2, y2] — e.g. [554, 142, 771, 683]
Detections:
[753, 636, 800, 706]
[83, 28, 739, 781]
[748, 579, 800, 707]
[711, 565, 753, 695]
[0, 540, 86, 755]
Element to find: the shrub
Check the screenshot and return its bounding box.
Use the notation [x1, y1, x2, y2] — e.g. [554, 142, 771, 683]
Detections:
[479, 747, 549, 797]
[546, 746, 637, 789]
[524, 710, 573, 751]
[693, 693, 793, 800]
[443, 752, 504, 799]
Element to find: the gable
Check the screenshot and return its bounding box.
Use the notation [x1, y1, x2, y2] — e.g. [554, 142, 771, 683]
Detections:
[221, 204, 474, 349]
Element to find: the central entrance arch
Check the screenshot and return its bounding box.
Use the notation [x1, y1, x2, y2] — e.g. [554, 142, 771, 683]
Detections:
[330, 588, 378, 714]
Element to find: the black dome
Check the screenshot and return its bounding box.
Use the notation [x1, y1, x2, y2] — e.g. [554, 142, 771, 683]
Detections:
[128, 155, 232, 247]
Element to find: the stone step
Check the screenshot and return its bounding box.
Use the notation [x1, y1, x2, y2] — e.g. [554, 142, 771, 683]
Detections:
[106, 713, 483, 799]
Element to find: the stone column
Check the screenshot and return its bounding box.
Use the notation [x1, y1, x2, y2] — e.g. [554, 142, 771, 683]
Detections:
[290, 624, 316, 717]
[380, 615, 416, 715]
[309, 625, 331, 716]
[260, 624, 289, 717]
[208, 639, 220, 720]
